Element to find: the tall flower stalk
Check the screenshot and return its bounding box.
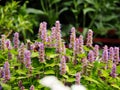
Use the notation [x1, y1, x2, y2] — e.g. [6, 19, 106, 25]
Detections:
[3, 61, 10, 81]
[1, 35, 6, 50]
[75, 72, 81, 85]
[38, 43, 45, 63]
[18, 43, 25, 63]
[13, 32, 19, 49]
[93, 45, 99, 60]
[88, 50, 94, 63]
[55, 21, 62, 53]
[110, 63, 117, 78]
[60, 56, 66, 75]
[24, 50, 31, 68]
[114, 47, 119, 64]
[79, 35, 84, 54]
[86, 29, 93, 47]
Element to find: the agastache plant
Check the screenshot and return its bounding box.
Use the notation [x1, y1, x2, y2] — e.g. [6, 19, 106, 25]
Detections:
[24, 50, 31, 68]
[0, 67, 3, 78]
[3, 61, 10, 81]
[13, 32, 19, 49]
[38, 43, 45, 62]
[109, 47, 114, 61]
[79, 35, 84, 54]
[110, 63, 117, 78]
[75, 72, 81, 85]
[93, 44, 99, 59]
[6, 39, 12, 60]
[55, 21, 62, 53]
[38, 23, 43, 39]
[69, 27, 76, 49]
[51, 27, 56, 47]
[0, 39, 1, 50]
[18, 43, 25, 63]
[60, 56, 66, 75]
[30, 85, 35, 90]
[1, 35, 6, 50]
[75, 38, 80, 55]
[39, 22, 47, 44]
[88, 50, 95, 63]
[102, 45, 108, 63]
[86, 29, 93, 47]
[114, 47, 119, 64]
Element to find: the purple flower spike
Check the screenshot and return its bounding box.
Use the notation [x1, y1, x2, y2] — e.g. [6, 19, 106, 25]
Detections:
[79, 35, 84, 53]
[13, 32, 19, 49]
[88, 50, 95, 63]
[60, 56, 66, 75]
[62, 42, 66, 54]
[24, 50, 31, 68]
[0, 85, 2, 90]
[30, 85, 35, 90]
[75, 38, 80, 55]
[51, 27, 56, 47]
[55, 21, 62, 53]
[94, 44, 99, 59]
[1, 35, 6, 50]
[109, 47, 114, 61]
[18, 43, 25, 63]
[55, 21, 61, 32]
[0, 67, 3, 78]
[3, 61, 10, 80]
[46, 36, 52, 47]
[86, 29, 93, 47]
[102, 45, 108, 63]
[114, 47, 119, 64]
[69, 27, 76, 49]
[38, 23, 43, 38]
[110, 63, 117, 78]
[41, 22, 47, 44]
[75, 72, 81, 85]
[6, 39, 12, 50]
[38, 43, 45, 63]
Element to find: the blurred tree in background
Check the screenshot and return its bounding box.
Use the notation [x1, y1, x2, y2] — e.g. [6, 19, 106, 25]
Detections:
[0, 0, 120, 42]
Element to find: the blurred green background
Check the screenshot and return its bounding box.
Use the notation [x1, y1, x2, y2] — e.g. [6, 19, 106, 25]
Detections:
[0, 0, 120, 46]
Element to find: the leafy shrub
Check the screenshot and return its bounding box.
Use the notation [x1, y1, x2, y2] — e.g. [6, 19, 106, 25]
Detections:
[0, 1, 35, 40]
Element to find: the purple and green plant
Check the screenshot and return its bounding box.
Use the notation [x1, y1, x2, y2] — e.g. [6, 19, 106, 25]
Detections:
[0, 21, 120, 90]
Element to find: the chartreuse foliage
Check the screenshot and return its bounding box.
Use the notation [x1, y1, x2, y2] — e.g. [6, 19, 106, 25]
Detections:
[0, 45, 120, 90]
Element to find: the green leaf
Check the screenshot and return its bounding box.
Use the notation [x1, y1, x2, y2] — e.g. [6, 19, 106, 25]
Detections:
[10, 49, 18, 55]
[66, 48, 73, 57]
[16, 69, 26, 75]
[84, 76, 101, 85]
[1, 83, 11, 90]
[51, 0, 61, 5]
[31, 52, 39, 58]
[83, 8, 95, 15]
[111, 84, 120, 89]
[45, 48, 58, 59]
[66, 78, 75, 83]
[83, 46, 90, 52]
[77, 53, 86, 58]
[101, 70, 109, 77]
[116, 65, 120, 74]
[62, 75, 69, 79]
[45, 70, 55, 75]
[26, 8, 46, 15]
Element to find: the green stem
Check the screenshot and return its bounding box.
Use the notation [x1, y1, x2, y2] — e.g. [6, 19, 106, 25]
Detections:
[88, 13, 97, 28]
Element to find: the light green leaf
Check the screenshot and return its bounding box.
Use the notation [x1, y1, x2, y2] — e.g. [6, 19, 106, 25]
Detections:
[111, 84, 120, 89]
[45, 70, 55, 74]
[83, 8, 95, 15]
[26, 8, 46, 15]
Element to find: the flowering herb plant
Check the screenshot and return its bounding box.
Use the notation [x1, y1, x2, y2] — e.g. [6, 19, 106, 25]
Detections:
[0, 21, 120, 90]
